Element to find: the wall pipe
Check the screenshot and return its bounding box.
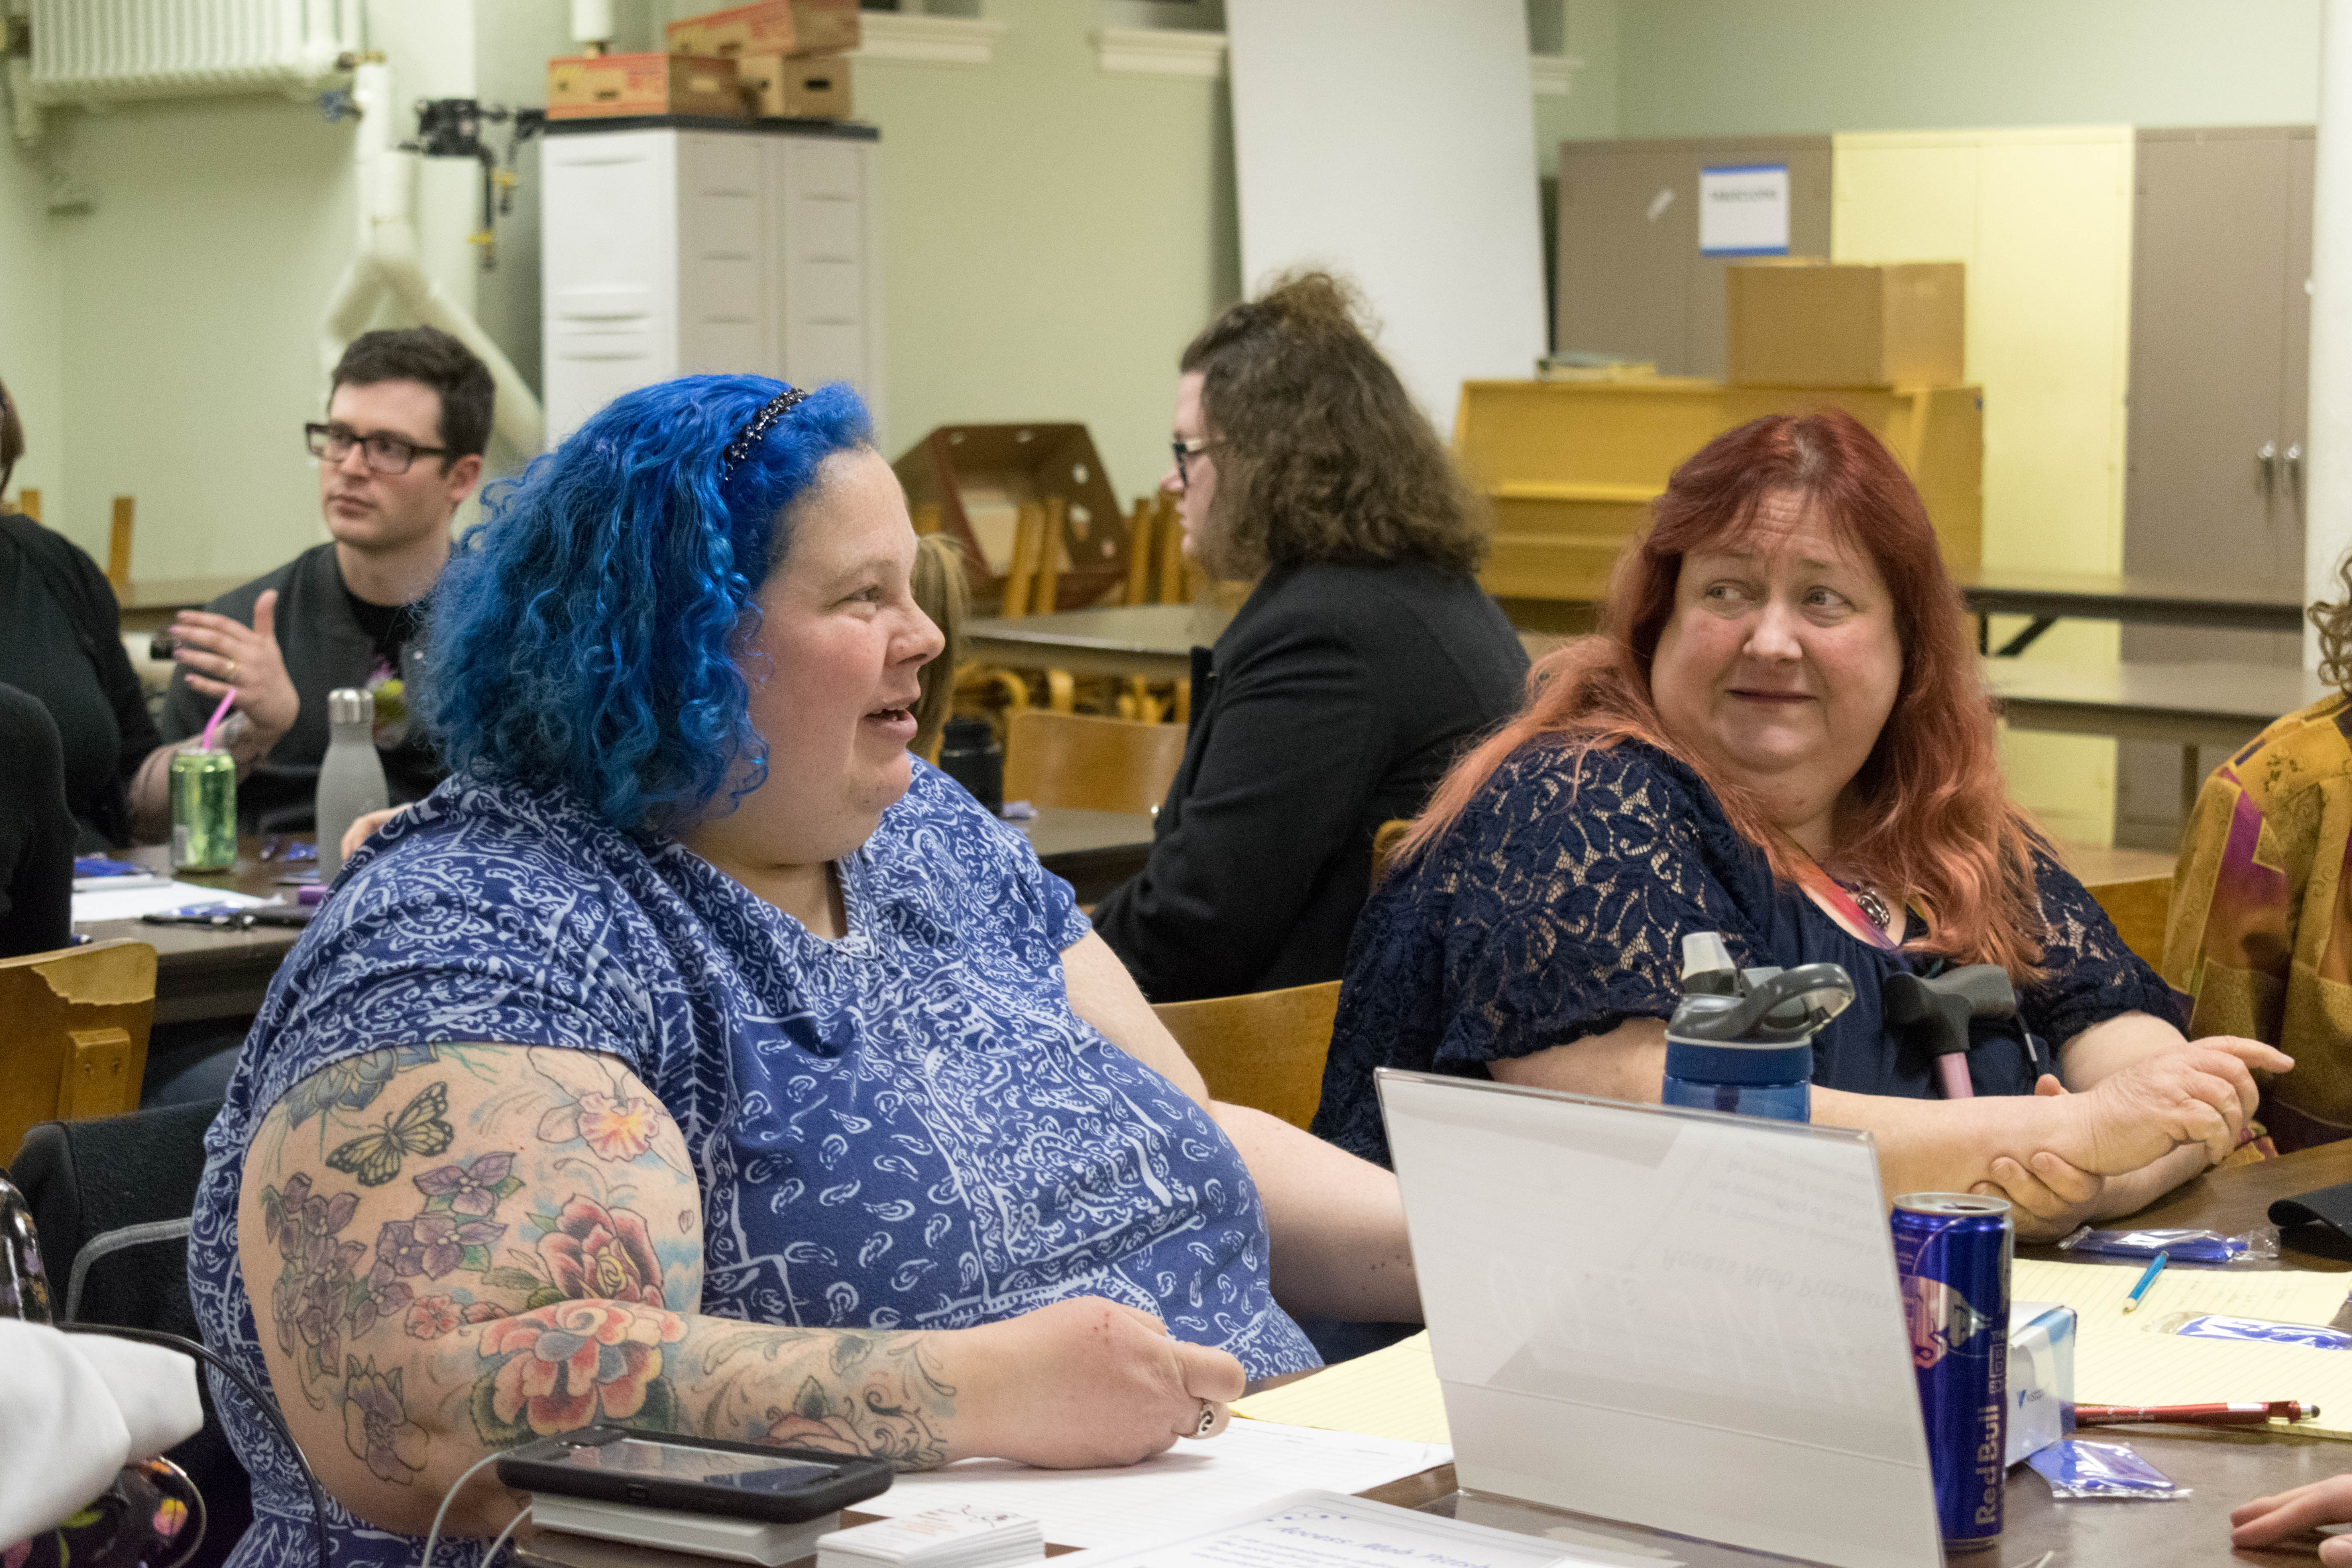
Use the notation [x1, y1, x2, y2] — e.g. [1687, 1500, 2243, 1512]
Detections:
[2311, 0, 2352, 664]
[319, 60, 545, 460]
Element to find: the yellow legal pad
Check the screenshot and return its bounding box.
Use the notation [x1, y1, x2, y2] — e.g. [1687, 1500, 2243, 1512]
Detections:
[1233, 1265, 2352, 1444]
[1233, 1331, 1451, 1443]
[2014, 1257, 2352, 1439]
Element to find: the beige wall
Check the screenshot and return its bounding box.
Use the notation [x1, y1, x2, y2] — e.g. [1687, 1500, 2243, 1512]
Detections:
[1610, 0, 2320, 139]
[0, 3, 1587, 585]
[857, 0, 1239, 507]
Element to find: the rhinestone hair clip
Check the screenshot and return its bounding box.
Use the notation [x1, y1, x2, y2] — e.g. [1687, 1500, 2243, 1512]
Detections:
[718, 386, 813, 483]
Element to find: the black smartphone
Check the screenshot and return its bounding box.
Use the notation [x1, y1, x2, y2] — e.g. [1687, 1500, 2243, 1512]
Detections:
[495, 1427, 894, 1523]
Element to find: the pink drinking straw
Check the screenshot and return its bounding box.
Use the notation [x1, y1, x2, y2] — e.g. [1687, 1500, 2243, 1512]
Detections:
[199, 688, 237, 751]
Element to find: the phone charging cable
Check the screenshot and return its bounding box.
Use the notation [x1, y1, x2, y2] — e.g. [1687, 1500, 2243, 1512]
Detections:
[421, 1450, 527, 1568]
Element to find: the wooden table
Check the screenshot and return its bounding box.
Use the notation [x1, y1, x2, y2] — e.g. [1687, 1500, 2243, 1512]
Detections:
[1375, 1140, 2352, 1566]
[515, 1146, 2352, 1568]
[1958, 566, 2305, 656]
[967, 605, 1562, 683]
[1983, 658, 2332, 813]
[77, 839, 307, 1026]
[88, 812, 1156, 1027]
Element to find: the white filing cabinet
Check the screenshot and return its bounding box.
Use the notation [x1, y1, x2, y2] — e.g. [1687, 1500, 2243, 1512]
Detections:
[540, 118, 885, 446]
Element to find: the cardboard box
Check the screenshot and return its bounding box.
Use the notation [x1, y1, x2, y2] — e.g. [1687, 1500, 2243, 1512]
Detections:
[547, 53, 745, 120]
[787, 0, 860, 55]
[739, 53, 851, 120]
[2006, 1300, 2076, 1468]
[1725, 259, 1965, 388]
[666, 0, 859, 59]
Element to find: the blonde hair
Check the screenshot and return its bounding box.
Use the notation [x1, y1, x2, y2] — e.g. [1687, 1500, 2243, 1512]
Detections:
[910, 532, 969, 758]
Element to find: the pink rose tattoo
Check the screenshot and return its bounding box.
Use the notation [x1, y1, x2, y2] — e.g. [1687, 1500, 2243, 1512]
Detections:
[539, 1196, 667, 1306]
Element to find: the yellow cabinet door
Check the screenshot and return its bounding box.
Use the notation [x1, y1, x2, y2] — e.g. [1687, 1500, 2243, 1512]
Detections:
[1835, 125, 2136, 846]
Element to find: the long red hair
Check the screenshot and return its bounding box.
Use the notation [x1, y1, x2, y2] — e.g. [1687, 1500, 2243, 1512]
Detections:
[1403, 408, 2049, 974]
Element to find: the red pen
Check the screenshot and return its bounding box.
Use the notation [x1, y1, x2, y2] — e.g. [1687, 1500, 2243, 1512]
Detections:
[2075, 1401, 2317, 1426]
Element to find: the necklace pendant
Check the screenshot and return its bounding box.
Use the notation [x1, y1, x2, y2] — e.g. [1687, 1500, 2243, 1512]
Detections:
[1852, 886, 1892, 931]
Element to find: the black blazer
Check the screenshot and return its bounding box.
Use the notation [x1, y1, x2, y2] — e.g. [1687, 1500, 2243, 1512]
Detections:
[1091, 560, 1529, 1002]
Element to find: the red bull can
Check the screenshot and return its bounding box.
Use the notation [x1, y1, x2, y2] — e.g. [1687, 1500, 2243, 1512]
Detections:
[1892, 1193, 2011, 1551]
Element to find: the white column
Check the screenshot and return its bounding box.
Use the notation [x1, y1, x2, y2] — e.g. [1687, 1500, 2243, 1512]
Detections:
[2309, 0, 2352, 667]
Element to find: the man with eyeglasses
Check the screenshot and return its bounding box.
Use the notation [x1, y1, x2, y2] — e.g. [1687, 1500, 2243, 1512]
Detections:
[152, 327, 490, 835]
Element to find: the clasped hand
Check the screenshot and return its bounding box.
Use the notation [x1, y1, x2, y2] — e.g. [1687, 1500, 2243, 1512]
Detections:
[1970, 1037, 2291, 1240]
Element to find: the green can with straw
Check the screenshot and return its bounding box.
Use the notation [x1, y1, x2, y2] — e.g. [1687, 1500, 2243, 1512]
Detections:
[172, 689, 240, 872]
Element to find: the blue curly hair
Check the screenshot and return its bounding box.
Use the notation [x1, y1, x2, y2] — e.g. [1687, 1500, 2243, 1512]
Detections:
[422, 375, 874, 832]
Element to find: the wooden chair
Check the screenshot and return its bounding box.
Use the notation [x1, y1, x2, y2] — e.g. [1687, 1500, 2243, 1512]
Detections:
[0, 939, 158, 1163]
[3, 487, 38, 521]
[1371, 818, 1414, 882]
[2083, 874, 2173, 969]
[108, 495, 134, 591]
[1003, 709, 1185, 815]
[1152, 979, 1342, 1130]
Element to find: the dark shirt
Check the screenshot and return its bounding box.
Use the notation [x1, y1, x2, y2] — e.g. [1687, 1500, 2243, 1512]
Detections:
[344, 587, 423, 679]
[0, 681, 74, 957]
[0, 513, 162, 849]
[159, 544, 443, 832]
[1312, 740, 2183, 1166]
[1090, 560, 1529, 1002]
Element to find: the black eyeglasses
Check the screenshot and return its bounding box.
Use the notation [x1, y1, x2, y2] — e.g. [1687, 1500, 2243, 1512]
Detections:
[1171, 435, 1219, 488]
[305, 422, 450, 475]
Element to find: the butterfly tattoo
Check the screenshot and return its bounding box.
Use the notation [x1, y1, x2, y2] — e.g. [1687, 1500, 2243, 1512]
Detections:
[326, 1082, 457, 1187]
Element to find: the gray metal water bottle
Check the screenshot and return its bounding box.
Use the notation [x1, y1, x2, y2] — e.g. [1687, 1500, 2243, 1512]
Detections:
[316, 687, 388, 882]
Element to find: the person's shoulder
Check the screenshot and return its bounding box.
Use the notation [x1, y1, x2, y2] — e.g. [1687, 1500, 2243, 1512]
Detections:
[0, 678, 53, 736]
[1, 513, 111, 601]
[339, 774, 647, 922]
[880, 760, 1026, 867]
[204, 548, 321, 618]
[1422, 739, 1709, 870]
[2222, 691, 2352, 813]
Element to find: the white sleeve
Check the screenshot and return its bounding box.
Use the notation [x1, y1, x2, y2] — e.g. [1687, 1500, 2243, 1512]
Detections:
[0, 1322, 202, 1544]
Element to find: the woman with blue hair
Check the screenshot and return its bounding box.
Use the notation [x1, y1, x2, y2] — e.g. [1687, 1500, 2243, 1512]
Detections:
[185, 378, 1417, 1568]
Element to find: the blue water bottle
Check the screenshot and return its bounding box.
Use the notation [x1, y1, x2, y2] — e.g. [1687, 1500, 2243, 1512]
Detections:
[1660, 933, 1856, 1122]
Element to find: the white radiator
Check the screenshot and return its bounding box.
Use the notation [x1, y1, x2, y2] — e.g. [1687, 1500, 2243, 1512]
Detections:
[26, 0, 360, 105]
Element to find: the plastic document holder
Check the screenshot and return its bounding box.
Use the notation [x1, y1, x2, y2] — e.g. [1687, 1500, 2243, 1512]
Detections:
[1375, 1069, 1946, 1568]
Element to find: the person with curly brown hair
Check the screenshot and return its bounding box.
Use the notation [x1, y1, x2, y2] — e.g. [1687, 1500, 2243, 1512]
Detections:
[1089, 272, 1530, 1003]
[2162, 566, 2352, 1150]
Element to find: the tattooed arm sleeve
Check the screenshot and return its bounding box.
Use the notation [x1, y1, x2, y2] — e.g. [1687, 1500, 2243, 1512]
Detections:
[233, 1045, 963, 1537]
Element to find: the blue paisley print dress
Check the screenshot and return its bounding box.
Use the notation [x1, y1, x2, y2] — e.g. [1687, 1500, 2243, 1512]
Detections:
[1313, 741, 2179, 1166]
[187, 762, 1317, 1568]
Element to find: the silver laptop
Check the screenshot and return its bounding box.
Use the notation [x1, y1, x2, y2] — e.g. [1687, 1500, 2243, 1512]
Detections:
[1376, 1069, 1944, 1568]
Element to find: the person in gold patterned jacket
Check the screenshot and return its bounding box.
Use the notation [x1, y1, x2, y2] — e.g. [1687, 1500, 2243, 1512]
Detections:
[2164, 567, 2352, 1149]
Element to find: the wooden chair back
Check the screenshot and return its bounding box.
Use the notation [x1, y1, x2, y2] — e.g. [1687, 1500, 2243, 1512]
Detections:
[1152, 979, 1342, 1130]
[108, 496, 135, 591]
[0, 939, 157, 1162]
[1371, 817, 1414, 882]
[2083, 874, 2173, 969]
[1004, 709, 1185, 815]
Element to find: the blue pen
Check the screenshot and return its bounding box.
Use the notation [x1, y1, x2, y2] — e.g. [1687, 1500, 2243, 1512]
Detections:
[2123, 1250, 2170, 1312]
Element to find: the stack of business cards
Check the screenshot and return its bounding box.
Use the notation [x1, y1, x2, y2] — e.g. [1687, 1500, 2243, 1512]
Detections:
[817, 1505, 1044, 1568]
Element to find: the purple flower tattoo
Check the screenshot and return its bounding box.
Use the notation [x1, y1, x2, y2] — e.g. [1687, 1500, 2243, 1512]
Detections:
[377, 1214, 506, 1280]
[413, 1152, 515, 1218]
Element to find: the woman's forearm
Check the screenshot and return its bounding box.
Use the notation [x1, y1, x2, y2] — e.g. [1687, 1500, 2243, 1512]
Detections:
[369, 1306, 964, 1537]
[2058, 1010, 2194, 1089]
[1214, 1104, 1419, 1324]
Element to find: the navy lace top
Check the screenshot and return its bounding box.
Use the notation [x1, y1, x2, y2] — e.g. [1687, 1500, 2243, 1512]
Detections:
[1311, 741, 2182, 1165]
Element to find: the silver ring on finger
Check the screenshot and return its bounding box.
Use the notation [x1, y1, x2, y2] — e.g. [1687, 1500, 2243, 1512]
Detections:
[1191, 1400, 1216, 1438]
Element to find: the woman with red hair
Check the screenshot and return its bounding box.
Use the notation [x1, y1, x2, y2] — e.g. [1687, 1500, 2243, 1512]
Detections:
[1313, 409, 2287, 1238]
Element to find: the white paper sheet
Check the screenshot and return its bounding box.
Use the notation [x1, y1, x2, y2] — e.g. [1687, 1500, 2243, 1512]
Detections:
[71, 882, 269, 923]
[1698, 164, 1790, 256]
[1058, 1489, 1634, 1568]
[857, 1423, 1450, 1551]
